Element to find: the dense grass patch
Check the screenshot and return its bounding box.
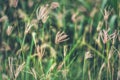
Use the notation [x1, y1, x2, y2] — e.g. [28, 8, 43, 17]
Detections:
[0, 0, 120, 80]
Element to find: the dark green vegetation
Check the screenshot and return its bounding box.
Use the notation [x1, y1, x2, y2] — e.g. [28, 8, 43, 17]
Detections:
[0, 0, 120, 80]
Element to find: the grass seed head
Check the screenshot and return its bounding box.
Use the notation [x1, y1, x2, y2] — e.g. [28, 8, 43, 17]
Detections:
[50, 2, 59, 9]
[9, 0, 18, 8]
[64, 45, 68, 57]
[36, 45, 45, 60]
[55, 31, 69, 44]
[102, 6, 113, 21]
[30, 68, 37, 80]
[85, 51, 93, 60]
[36, 4, 49, 23]
[24, 23, 34, 35]
[97, 21, 103, 31]
[14, 62, 25, 79]
[99, 28, 117, 44]
[0, 16, 8, 22]
[6, 26, 13, 36]
[57, 62, 64, 70]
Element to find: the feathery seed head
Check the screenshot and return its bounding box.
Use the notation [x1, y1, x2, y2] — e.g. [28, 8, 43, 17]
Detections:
[102, 6, 113, 21]
[85, 51, 93, 60]
[6, 26, 13, 36]
[36, 4, 49, 23]
[55, 31, 69, 44]
[50, 2, 59, 9]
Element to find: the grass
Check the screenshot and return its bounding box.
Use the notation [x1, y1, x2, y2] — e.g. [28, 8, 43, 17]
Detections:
[0, 0, 120, 80]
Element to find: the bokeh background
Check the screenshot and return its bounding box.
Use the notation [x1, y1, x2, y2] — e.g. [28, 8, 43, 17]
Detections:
[0, 0, 120, 80]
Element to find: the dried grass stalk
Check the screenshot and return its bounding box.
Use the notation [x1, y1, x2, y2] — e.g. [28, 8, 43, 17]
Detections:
[14, 62, 25, 79]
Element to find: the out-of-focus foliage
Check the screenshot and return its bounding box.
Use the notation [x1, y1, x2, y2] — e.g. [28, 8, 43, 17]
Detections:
[0, 0, 120, 80]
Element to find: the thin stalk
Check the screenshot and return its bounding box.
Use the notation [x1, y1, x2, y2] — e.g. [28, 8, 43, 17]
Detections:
[21, 34, 26, 50]
[82, 57, 86, 80]
[25, 37, 34, 80]
[39, 60, 44, 74]
[21, 34, 26, 60]
[74, 22, 77, 41]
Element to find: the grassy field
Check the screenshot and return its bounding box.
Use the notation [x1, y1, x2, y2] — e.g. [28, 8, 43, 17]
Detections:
[0, 0, 120, 80]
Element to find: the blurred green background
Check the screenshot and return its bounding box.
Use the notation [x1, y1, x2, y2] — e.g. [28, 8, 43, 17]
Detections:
[0, 0, 120, 80]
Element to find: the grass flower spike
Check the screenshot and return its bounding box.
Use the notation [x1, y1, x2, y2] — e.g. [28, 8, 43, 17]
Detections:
[50, 2, 59, 9]
[35, 45, 45, 60]
[102, 6, 113, 21]
[55, 31, 69, 44]
[24, 23, 34, 34]
[6, 26, 13, 36]
[85, 51, 93, 60]
[99, 28, 117, 44]
[36, 4, 49, 23]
